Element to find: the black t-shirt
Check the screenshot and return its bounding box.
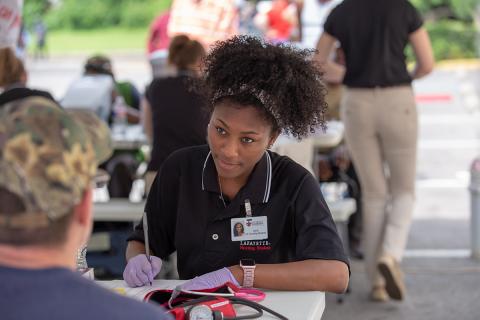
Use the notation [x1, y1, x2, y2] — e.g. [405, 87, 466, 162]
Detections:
[0, 266, 171, 320]
[145, 75, 208, 171]
[128, 145, 349, 279]
[324, 0, 423, 88]
[0, 87, 56, 106]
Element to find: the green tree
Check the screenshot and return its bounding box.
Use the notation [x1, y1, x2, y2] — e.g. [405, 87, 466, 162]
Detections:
[46, 0, 121, 29]
[120, 0, 171, 28]
[43, 0, 171, 30]
[411, 0, 479, 20]
[23, 0, 51, 28]
[407, 0, 480, 59]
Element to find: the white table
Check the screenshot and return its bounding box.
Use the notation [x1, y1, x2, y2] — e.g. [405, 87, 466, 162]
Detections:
[271, 121, 355, 224]
[325, 198, 356, 225]
[93, 199, 145, 222]
[97, 280, 325, 320]
[93, 197, 353, 225]
[312, 121, 344, 149]
[111, 124, 149, 150]
[272, 121, 345, 175]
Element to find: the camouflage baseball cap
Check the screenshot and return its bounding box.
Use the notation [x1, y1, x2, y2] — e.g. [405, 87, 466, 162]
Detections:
[0, 97, 113, 229]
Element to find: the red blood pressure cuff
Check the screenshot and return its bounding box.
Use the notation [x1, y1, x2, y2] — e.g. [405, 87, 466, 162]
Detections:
[145, 283, 241, 320]
[144, 282, 279, 320]
[145, 282, 242, 307]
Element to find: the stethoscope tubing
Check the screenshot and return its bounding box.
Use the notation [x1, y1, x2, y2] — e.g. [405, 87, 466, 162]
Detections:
[179, 287, 265, 302]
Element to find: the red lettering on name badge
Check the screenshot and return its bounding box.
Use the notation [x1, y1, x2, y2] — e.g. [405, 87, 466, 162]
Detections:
[240, 246, 256, 251]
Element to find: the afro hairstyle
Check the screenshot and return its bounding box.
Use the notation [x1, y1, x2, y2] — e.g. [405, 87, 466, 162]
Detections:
[198, 35, 327, 139]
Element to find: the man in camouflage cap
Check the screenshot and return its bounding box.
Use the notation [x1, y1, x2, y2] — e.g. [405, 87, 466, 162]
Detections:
[0, 96, 112, 231]
[0, 97, 171, 320]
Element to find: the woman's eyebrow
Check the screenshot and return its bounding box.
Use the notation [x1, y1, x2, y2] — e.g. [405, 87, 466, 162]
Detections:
[217, 118, 260, 135]
[217, 118, 230, 129]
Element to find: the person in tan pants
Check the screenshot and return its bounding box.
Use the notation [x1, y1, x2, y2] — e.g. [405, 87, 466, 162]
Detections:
[315, 0, 434, 301]
[341, 86, 418, 299]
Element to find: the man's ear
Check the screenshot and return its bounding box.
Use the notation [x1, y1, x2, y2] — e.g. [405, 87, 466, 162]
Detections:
[73, 189, 93, 226]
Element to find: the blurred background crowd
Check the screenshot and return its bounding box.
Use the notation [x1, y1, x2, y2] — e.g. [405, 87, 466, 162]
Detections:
[9, 0, 480, 61]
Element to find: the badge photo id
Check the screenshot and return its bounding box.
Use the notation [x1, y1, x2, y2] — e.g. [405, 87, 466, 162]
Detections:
[231, 216, 268, 241]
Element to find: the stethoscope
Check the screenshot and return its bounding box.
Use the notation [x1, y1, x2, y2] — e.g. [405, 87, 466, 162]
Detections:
[173, 295, 289, 320]
[168, 284, 266, 309]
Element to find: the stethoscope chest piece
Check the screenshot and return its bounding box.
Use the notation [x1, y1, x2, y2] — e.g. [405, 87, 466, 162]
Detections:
[188, 304, 223, 320]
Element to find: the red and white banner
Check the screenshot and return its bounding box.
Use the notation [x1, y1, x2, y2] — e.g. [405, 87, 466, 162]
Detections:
[0, 0, 23, 49]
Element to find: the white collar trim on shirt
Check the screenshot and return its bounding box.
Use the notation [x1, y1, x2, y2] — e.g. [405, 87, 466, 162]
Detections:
[201, 151, 212, 191]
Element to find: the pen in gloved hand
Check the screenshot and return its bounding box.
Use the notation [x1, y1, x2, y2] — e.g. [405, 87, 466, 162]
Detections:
[142, 212, 153, 286]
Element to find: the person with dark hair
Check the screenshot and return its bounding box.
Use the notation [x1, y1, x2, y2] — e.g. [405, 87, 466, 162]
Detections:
[0, 97, 171, 320]
[315, 0, 434, 302]
[84, 55, 141, 113]
[0, 47, 55, 106]
[63, 54, 141, 124]
[142, 34, 207, 193]
[63, 54, 142, 199]
[63, 55, 142, 277]
[233, 222, 244, 237]
[167, 35, 205, 70]
[61, 55, 116, 123]
[124, 36, 349, 293]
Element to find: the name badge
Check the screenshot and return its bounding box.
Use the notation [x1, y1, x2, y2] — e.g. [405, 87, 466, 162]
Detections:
[231, 216, 268, 241]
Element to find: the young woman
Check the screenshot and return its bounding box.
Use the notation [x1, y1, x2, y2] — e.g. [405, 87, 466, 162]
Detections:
[315, 0, 434, 301]
[124, 36, 350, 293]
[142, 35, 207, 193]
[233, 222, 244, 237]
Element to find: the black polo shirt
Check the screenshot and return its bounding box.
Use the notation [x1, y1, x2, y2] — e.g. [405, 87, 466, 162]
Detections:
[324, 0, 423, 88]
[128, 145, 349, 280]
[144, 74, 208, 171]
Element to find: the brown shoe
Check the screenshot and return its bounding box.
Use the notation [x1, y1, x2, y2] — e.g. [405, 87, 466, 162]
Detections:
[377, 255, 405, 300]
[370, 286, 389, 302]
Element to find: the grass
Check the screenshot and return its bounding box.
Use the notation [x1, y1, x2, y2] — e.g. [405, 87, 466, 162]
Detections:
[30, 28, 148, 55]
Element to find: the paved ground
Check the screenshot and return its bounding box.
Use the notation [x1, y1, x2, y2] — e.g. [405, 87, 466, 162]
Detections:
[323, 235, 480, 320]
[26, 53, 480, 320]
[323, 63, 480, 320]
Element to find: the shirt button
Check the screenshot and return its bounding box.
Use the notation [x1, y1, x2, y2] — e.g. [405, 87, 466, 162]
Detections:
[212, 234, 219, 240]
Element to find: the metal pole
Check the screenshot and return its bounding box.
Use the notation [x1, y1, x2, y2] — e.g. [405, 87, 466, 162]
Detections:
[469, 157, 480, 260]
[475, 4, 480, 58]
